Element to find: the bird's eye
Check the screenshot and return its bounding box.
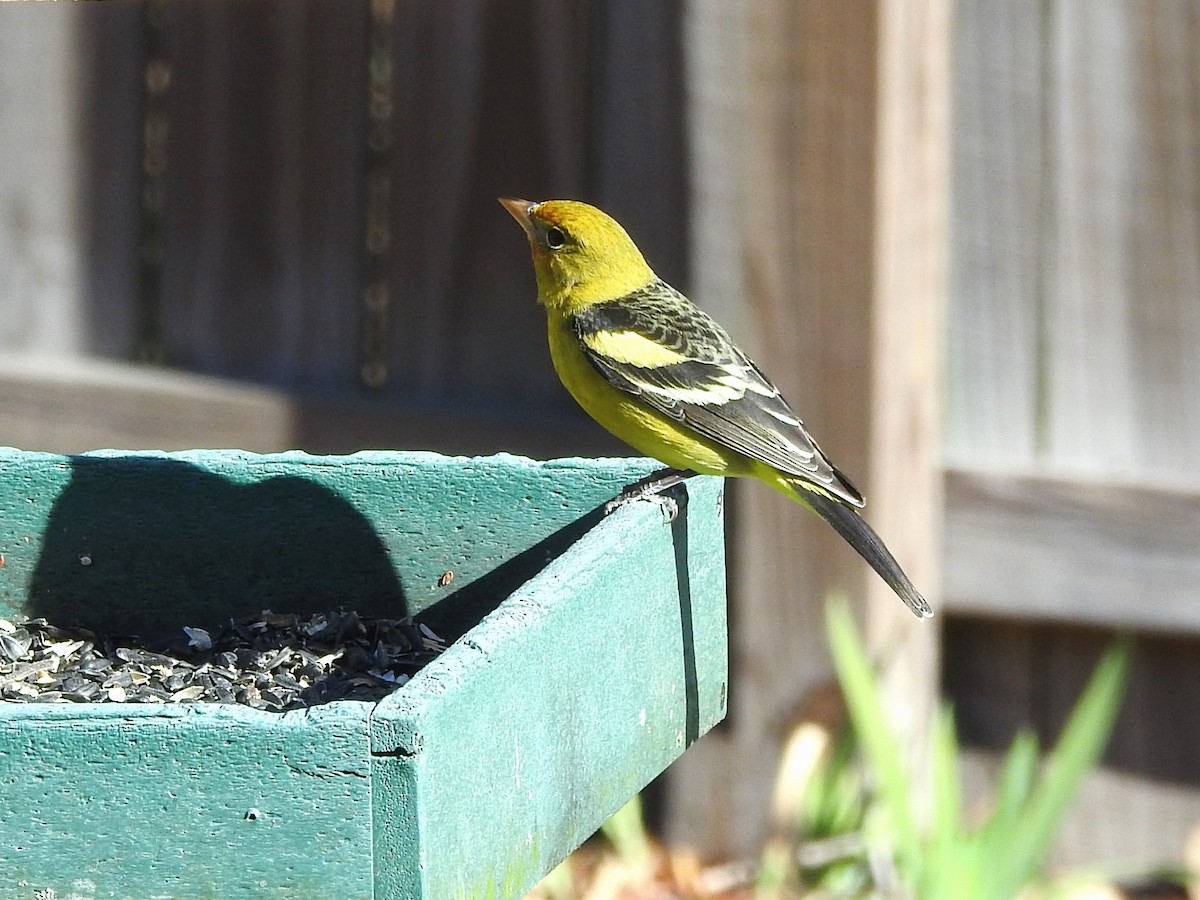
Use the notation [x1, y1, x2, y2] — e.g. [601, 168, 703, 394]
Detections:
[544, 226, 567, 249]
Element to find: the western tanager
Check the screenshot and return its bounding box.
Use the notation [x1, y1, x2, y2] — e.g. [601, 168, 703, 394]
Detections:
[500, 197, 932, 619]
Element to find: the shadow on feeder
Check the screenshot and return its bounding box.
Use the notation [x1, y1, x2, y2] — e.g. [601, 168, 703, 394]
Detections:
[28, 454, 409, 637]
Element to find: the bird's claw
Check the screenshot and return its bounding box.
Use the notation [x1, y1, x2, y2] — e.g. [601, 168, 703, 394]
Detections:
[646, 493, 679, 523]
[604, 487, 681, 522]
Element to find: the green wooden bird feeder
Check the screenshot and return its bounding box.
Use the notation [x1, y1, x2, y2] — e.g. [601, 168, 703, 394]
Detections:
[0, 449, 728, 898]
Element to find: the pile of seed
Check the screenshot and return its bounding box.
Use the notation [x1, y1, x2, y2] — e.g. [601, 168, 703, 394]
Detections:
[0, 610, 447, 711]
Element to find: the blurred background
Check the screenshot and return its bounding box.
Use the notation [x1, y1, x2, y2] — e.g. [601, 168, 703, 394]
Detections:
[3, 0, 1199, 889]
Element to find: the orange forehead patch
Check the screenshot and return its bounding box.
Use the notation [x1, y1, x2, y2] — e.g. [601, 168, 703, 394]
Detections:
[531, 200, 623, 236]
[528, 201, 565, 226]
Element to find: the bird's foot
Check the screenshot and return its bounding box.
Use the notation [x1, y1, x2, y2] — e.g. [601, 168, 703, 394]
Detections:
[604, 468, 696, 522]
[605, 488, 680, 522]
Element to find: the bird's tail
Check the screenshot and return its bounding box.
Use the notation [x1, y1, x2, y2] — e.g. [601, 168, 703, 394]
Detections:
[797, 485, 933, 619]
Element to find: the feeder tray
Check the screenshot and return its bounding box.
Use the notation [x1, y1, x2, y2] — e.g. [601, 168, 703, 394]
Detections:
[0, 449, 728, 898]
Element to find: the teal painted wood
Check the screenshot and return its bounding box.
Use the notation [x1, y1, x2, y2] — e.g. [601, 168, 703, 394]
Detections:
[0, 448, 660, 634]
[0, 450, 728, 898]
[370, 477, 728, 899]
[1, 701, 377, 897]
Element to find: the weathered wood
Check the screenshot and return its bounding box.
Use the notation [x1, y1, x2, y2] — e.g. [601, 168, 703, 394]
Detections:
[667, 0, 947, 859]
[159, 1, 371, 389]
[667, 1, 877, 861]
[943, 0, 1200, 868]
[680, 0, 748, 338]
[866, 0, 949, 752]
[61, 1, 690, 415]
[77, 0, 145, 358]
[949, 617, 1200, 869]
[959, 750, 1200, 872]
[7, 2, 688, 414]
[949, 0, 1200, 482]
[943, 0, 1044, 467]
[0, 3, 87, 355]
[1123, 1, 1200, 479]
[0, 451, 729, 897]
[1044, 0, 1142, 474]
[943, 466, 1200, 631]
[0, 354, 626, 461]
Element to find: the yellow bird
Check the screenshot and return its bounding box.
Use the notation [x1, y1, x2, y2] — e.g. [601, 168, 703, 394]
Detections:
[500, 197, 932, 619]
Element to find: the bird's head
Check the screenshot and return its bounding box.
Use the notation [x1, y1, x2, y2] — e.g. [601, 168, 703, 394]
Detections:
[499, 198, 656, 312]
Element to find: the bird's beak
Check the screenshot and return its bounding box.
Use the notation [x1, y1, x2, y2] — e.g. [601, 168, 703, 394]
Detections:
[498, 197, 537, 236]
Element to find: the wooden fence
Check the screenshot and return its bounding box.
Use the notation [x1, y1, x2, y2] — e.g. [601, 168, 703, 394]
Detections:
[943, 0, 1200, 866]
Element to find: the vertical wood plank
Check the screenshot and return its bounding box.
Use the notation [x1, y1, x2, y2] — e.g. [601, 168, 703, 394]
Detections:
[943, 0, 1044, 467]
[78, 1, 145, 358]
[1039, 0, 1200, 480]
[733, 0, 883, 860]
[589, 0, 689, 290]
[681, 0, 749, 340]
[1044, 0, 1140, 474]
[668, 0, 947, 860]
[390, 0, 487, 395]
[867, 0, 949, 755]
[659, 0, 749, 858]
[160, 0, 370, 391]
[389, 0, 591, 412]
[1125, 0, 1200, 479]
[0, 3, 88, 355]
[668, 0, 882, 860]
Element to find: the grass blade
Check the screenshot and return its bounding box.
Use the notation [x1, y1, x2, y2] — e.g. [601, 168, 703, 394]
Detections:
[825, 598, 922, 882]
[991, 639, 1131, 895]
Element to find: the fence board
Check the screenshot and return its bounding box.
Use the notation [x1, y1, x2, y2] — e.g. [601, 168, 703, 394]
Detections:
[12, 1, 685, 422]
[1044, 0, 1141, 474]
[946, 0, 1200, 866]
[960, 750, 1200, 871]
[666, 0, 947, 860]
[944, 0, 1043, 467]
[0, 354, 623, 462]
[79, 2, 145, 358]
[944, 466, 1200, 631]
[1125, 1, 1200, 478]
[158, 1, 370, 389]
[0, 3, 87, 355]
[950, 0, 1200, 483]
[868, 0, 949, 746]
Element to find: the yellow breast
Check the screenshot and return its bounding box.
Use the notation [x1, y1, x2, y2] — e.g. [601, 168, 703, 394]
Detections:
[545, 310, 742, 476]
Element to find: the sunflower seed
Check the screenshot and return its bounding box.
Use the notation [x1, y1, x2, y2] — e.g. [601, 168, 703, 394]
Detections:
[0, 609, 447, 710]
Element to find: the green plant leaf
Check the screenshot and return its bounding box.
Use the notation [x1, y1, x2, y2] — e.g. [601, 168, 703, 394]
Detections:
[924, 703, 970, 899]
[824, 597, 922, 884]
[989, 639, 1131, 897]
[600, 794, 653, 866]
[977, 728, 1039, 858]
[930, 703, 963, 844]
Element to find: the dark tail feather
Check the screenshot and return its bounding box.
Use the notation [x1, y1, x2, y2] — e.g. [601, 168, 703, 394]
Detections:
[801, 487, 934, 619]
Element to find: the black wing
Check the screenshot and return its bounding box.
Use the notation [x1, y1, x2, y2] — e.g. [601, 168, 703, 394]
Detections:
[573, 280, 864, 507]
